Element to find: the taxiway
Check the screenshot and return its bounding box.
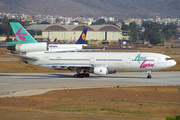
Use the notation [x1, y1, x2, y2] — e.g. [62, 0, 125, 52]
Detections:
[0, 72, 179, 98]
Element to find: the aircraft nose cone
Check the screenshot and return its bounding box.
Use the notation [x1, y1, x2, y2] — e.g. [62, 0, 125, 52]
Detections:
[172, 60, 176, 66]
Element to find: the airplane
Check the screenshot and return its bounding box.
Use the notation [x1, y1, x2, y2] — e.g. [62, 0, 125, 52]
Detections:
[7, 22, 88, 52]
[7, 50, 176, 79]
[6, 23, 176, 79]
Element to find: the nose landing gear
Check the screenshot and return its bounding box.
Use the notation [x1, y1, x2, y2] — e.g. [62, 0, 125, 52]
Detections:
[147, 71, 152, 79]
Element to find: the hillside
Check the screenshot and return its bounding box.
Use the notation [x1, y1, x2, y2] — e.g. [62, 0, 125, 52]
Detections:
[0, 0, 180, 18]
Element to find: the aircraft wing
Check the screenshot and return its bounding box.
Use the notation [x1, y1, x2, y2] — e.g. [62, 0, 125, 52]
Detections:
[45, 48, 104, 53]
[40, 63, 107, 70]
[40, 63, 92, 68]
[81, 46, 105, 52]
[6, 53, 39, 61]
[77, 48, 105, 52]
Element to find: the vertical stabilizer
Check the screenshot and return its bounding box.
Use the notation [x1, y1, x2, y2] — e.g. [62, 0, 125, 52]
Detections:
[8, 22, 37, 46]
[75, 28, 88, 44]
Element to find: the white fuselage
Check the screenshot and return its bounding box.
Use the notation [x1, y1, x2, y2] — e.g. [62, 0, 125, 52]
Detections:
[48, 44, 86, 52]
[25, 52, 176, 72]
[14, 43, 86, 53]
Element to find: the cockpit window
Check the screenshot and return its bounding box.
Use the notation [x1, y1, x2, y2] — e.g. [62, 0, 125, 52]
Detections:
[165, 58, 173, 61]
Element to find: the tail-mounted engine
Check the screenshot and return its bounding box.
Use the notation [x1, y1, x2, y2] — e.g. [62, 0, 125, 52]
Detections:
[7, 43, 48, 52]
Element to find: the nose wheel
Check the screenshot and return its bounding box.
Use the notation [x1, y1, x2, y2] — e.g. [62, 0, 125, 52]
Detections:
[147, 71, 152, 79]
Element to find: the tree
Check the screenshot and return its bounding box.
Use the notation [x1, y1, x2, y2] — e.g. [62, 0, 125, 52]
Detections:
[121, 24, 129, 31]
[91, 19, 106, 25]
[163, 23, 177, 40]
[5, 30, 12, 42]
[141, 21, 164, 44]
[129, 22, 138, 31]
[129, 22, 139, 42]
[0, 18, 18, 35]
[130, 29, 139, 42]
[40, 21, 50, 24]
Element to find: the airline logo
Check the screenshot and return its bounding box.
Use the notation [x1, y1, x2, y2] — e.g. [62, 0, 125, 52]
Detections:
[135, 54, 146, 64]
[140, 60, 154, 68]
[82, 33, 86, 40]
[15, 27, 27, 41]
[135, 54, 155, 68]
[99, 69, 102, 73]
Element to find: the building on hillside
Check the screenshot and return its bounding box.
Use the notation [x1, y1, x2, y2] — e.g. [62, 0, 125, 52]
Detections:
[26, 24, 122, 43]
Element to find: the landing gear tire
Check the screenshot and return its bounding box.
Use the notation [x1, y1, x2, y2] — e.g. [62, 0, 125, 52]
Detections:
[74, 74, 85, 78]
[79, 74, 84, 78]
[147, 75, 152, 79]
[74, 74, 79, 78]
[85, 73, 90, 77]
[147, 71, 152, 79]
[74, 68, 90, 78]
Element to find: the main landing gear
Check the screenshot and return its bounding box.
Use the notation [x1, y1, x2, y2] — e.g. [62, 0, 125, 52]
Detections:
[74, 68, 90, 78]
[74, 73, 90, 78]
[147, 71, 152, 79]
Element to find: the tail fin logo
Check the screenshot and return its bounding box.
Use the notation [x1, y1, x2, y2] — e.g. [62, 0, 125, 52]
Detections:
[15, 27, 27, 41]
[82, 33, 86, 40]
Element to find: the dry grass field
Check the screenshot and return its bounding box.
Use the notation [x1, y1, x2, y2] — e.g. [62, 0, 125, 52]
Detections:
[0, 86, 180, 120]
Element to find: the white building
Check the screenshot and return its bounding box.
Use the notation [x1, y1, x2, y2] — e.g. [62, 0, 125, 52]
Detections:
[27, 24, 122, 42]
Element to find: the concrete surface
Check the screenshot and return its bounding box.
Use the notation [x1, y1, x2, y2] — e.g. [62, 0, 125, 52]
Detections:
[0, 71, 179, 98]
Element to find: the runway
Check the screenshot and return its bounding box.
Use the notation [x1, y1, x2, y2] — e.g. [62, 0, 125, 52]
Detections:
[0, 72, 180, 98]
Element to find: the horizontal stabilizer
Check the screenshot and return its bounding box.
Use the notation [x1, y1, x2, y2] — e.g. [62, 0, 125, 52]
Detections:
[6, 53, 39, 61]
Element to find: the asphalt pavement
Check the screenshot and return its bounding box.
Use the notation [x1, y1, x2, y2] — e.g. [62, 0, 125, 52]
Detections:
[0, 71, 179, 98]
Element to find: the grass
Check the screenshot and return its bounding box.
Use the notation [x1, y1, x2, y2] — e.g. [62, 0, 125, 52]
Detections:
[0, 86, 180, 119]
[55, 107, 145, 114]
[100, 108, 145, 114]
[56, 107, 97, 112]
[0, 61, 60, 73]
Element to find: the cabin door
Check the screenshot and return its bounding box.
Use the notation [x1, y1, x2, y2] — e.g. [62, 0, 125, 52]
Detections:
[126, 57, 132, 70]
[45, 56, 49, 63]
[90, 57, 95, 64]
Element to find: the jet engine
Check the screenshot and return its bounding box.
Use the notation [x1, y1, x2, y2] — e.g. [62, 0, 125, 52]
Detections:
[87, 66, 116, 75]
[93, 66, 108, 75]
[108, 70, 116, 74]
[7, 43, 48, 52]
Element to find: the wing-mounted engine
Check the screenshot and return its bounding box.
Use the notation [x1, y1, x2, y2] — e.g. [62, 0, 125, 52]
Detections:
[86, 66, 116, 75]
[94, 66, 108, 75]
[7, 43, 48, 52]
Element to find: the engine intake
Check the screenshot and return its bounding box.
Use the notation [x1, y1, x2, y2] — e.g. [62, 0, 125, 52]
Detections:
[94, 66, 108, 75]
